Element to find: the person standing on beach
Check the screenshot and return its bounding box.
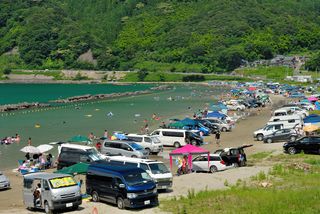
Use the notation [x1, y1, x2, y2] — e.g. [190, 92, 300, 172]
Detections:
[27, 137, 32, 146]
[104, 130, 108, 139]
[88, 132, 95, 141]
[215, 131, 221, 147]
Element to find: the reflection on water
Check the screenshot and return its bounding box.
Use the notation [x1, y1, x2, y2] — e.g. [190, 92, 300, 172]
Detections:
[0, 84, 226, 169]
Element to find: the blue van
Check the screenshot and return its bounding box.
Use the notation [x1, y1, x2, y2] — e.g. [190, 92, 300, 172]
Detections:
[86, 161, 158, 209]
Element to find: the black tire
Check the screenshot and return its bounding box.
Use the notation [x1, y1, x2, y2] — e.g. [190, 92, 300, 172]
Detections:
[174, 142, 181, 148]
[266, 138, 273, 144]
[210, 165, 218, 173]
[191, 140, 197, 146]
[221, 127, 227, 132]
[288, 147, 297, 155]
[92, 191, 100, 202]
[44, 201, 52, 214]
[290, 136, 296, 142]
[145, 148, 151, 154]
[257, 134, 263, 141]
[117, 197, 125, 209]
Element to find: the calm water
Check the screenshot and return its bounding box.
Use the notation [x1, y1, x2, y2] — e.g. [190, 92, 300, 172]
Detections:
[0, 84, 226, 169]
[0, 83, 152, 105]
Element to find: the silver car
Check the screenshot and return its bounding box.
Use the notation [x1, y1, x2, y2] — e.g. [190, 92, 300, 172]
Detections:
[0, 171, 10, 190]
[101, 140, 149, 158]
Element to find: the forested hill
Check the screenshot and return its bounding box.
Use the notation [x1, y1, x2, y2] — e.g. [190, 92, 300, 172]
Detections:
[1, 0, 320, 72]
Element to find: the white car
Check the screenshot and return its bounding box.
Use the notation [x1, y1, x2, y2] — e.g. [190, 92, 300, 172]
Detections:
[192, 154, 229, 173]
[226, 103, 246, 111]
[203, 118, 233, 132]
[0, 171, 10, 190]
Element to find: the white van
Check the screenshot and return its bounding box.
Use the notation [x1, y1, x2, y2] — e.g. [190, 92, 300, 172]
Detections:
[273, 108, 292, 116]
[126, 134, 163, 154]
[279, 106, 308, 118]
[106, 156, 173, 190]
[267, 121, 301, 129]
[269, 115, 302, 123]
[150, 129, 188, 148]
[253, 123, 284, 141]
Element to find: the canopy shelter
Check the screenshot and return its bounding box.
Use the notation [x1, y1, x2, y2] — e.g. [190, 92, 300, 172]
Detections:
[55, 162, 89, 175]
[180, 118, 197, 126]
[169, 144, 210, 171]
[206, 111, 226, 120]
[20, 146, 40, 154]
[304, 114, 320, 124]
[308, 96, 318, 102]
[68, 135, 92, 145]
[315, 101, 320, 110]
[37, 144, 53, 153]
[303, 124, 319, 132]
[168, 121, 185, 129]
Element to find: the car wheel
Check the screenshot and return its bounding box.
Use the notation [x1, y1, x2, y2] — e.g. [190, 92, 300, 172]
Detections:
[267, 138, 273, 144]
[145, 148, 151, 154]
[290, 136, 296, 142]
[44, 201, 52, 214]
[237, 108, 241, 111]
[221, 127, 227, 132]
[131, 155, 137, 158]
[191, 140, 197, 146]
[174, 142, 181, 148]
[288, 147, 297, 155]
[257, 134, 263, 141]
[210, 165, 218, 173]
[117, 197, 125, 209]
[92, 191, 100, 202]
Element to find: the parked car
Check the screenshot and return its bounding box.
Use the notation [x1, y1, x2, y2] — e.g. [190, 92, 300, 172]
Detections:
[192, 154, 230, 173]
[226, 103, 246, 111]
[214, 145, 253, 167]
[263, 129, 299, 143]
[57, 144, 103, 170]
[125, 134, 163, 155]
[23, 172, 82, 213]
[86, 162, 158, 209]
[106, 156, 173, 191]
[253, 124, 284, 141]
[101, 140, 149, 158]
[283, 136, 320, 155]
[193, 119, 220, 134]
[0, 171, 10, 190]
[203, 118, 233, 132]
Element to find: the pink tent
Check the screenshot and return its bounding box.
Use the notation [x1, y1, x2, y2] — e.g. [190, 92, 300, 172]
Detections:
[169, 144, 210, 171]
[308, 96, 318, 102]
[248, 86, 256, 91]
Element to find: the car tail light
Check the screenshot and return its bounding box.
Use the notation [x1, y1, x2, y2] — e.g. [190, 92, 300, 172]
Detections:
[220, 160, 225, 165]
[237, 154, 240, 161]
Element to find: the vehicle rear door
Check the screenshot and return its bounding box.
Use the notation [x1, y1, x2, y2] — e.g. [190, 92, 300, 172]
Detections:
[23, 178, 34, 208]
[192, 156, 207, 171]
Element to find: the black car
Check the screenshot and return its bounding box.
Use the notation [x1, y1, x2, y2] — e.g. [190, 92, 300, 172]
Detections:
[263, 129, 299, 144]
[283, 136, 320, 155]
[185, 131, 204, 146]
[214, 145, 253, 167]
[194, 119, 220, 134]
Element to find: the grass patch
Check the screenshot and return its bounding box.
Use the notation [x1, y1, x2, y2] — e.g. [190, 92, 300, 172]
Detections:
[235, 66, 294, 80]
[160, 154, 320, 214]
[11, 70, 64, 80]
[250, 151, 273, 160]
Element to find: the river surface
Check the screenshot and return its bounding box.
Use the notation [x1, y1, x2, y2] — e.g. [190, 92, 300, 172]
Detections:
[0, 83, 226, 169]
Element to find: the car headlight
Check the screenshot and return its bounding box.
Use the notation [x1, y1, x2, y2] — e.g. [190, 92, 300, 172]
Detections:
[127, 193, 138, 199]
[152, 188, 157, 194]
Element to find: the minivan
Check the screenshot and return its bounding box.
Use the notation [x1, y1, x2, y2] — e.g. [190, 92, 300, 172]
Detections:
[101, 140, 149, 158]
[106, 156, 173, 191]
[86, 162, 158, 209]
[57, 144, 103, 170]
[150, 129, 203, 148]
[125, 134, 163, 154]
[23, 172, 82, 214]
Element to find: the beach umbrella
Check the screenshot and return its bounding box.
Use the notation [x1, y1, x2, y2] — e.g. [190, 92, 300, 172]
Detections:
[20, 146, 40, 154]
[37, 144, 53, 153]
[303, 124, 319, 132]
[68, 135, 92, 144]
[55, 163, 89, 175]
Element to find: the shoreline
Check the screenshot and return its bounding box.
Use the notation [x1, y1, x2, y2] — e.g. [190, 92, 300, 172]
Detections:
[0, 95, 286, 214]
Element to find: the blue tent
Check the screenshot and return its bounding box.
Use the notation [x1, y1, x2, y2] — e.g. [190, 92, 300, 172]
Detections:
[304, 114, 320, 124]
[315, 101, 320, 110]
[180, 118, 197, 126]
[206, 111, 226, 119]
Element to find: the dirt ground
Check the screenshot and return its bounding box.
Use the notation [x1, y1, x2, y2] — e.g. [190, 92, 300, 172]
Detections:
[0, 95, 286, 214]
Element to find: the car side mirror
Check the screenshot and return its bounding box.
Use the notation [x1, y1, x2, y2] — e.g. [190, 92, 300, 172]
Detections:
[119, 183, 125, 188]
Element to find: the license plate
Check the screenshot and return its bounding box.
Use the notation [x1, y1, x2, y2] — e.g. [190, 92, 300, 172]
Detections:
[144, 200, 150, 205]
[161, 186, 167, 189]
[66, 203, 73, 208]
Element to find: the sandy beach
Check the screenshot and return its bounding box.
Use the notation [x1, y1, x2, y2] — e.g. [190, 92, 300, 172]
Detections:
[0, 95, 286, 214]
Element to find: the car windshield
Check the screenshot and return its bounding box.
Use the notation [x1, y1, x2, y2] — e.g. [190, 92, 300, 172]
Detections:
[124, 171, 153, 186]
[128, 142, 143, 150]
[149, 163, 170, 174]
[151, 136, 161, 144]
[87, 148, 103, 161]
[49, 176, 77, 189]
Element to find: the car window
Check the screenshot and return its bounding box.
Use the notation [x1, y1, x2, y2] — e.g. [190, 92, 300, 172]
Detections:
[43, 180, 50, 190]
[110, 143, 121, 149]
[144, 137, 151, 143]
[128, 136, 142, 142]
[121, 143, 132, 151]
[310, 137, 320, 143]
[299, 138, 310, 144]
[140, 163, 149, 171]
[194, 156, 204, 161]
[152, 131, 160, 135]
[275, 125, 282, 130]
[209, 156, 220, 161]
